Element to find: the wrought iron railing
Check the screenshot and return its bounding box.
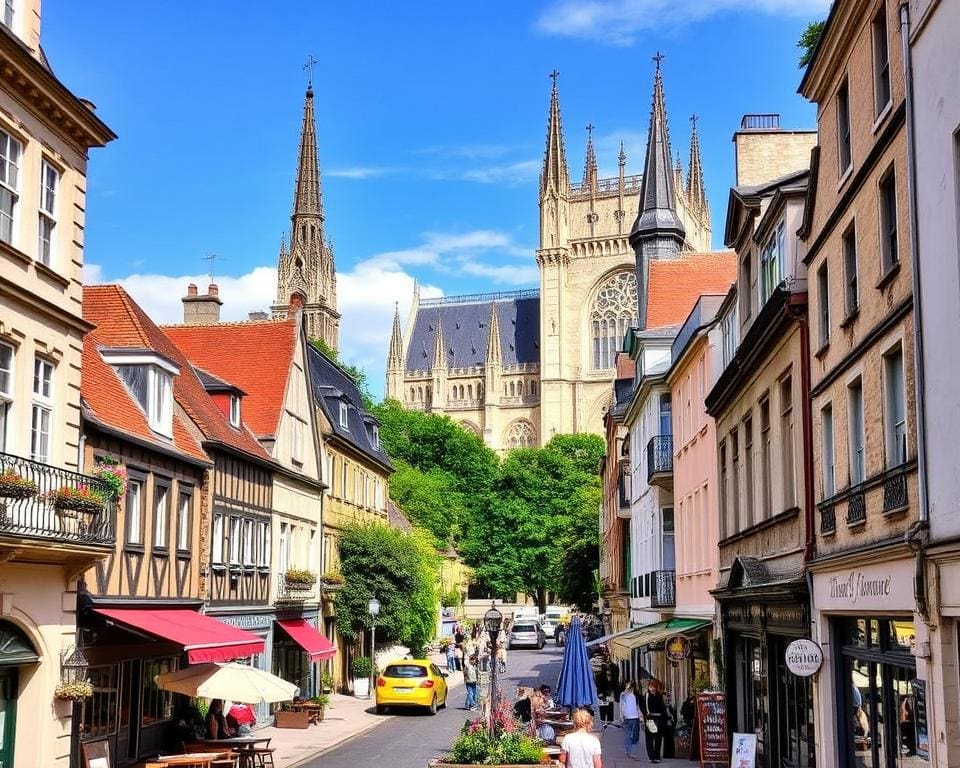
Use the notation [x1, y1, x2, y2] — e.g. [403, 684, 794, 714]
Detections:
[647, 435, 673, 481]
[846, 488, 866, 525]
[882, 467, 908, 513]
[276, 574, 317, 603]
[0, 451, 116, 546]
[650, 570, 676, 609]
[820, 504, 836, 535]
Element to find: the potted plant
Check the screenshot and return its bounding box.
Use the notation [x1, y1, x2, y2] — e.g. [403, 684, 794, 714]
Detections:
[284, 568, 317, 586]
[433, 712, 547, 766]
[0, 471, 38, 500]
[274, 701, 311, 729]
[352, 656, 373, 698]
[48, 486, 105, 518]
[309, 694, 330, 722]
[54, 680, 94, 702]
[92, 458, 127, 501]
[319, 571, 345, 588]
[320, 670, 335, 694]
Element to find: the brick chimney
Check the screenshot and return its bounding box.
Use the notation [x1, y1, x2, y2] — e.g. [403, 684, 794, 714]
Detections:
[182, 283, 222, 325]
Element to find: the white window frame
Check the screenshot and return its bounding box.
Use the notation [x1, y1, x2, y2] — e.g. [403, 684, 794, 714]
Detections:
[821, 403, 835, 498]
[278, 522, 289, 574]
[107, 352, 178, 438]
[38, 159, 58, 267]
[883, 343, 907, 468]
[257, 520, 270, 567]
[291, 416, 304, 464]
[1, 0, 14, 31]
[817, 262, 830, 348]
[212, 513, 224, 564]
[243, 518, 254, 565]
[759, 219, 785, 305]
[153, 481, 169, 549]
[339, 401, 349, 429]
[843, 223, 859, 316]
[228, 516, 241, 565]
[176, 488, 191, 552]
[126, 478, 144, 546]
[872, 5, 891, 117]
[837, 80, 852, 176]
[30, 356, 53, 463]
[0, 341, 12, 453]
[372, 424, 380, 448]
[229, 394, 241, 428]
[879, 167, 899, 272]
[0, 129, 20, 246]
[848, 377, 866, 486]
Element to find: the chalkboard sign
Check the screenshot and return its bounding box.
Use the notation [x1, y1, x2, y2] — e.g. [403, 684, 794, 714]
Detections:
[81, 739, 111, 768]
[911, 678, 929, 760]
[697, 692, 729, 766]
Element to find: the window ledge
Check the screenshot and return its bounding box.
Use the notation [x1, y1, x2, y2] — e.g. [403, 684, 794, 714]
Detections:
[872, 101, 893, 134]
[882, 504, 909, 519]
[837, 164, 854, 190]
[123, 544, 146, 555]
[840, 308, 860, 329]
[211, 563, 226, 572]
[0, 239, 30, 266]
[35, 260, 69, 290]
[814, 341, 830, 360]
[876, 262, 901, 292]
[846, 517, 867, 530]
[151, 546, 169, 556]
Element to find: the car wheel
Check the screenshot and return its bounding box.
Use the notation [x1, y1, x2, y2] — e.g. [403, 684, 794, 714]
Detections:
[428, 695, 437, 716]
[440, 692, 447, 709]
[376, 705, 387, 715]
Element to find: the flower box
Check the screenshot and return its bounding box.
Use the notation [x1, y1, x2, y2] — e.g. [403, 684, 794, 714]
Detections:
[55, 680, 93, 702]
[0, 473, 39, 500]
[275, 709, 311, 729]
[284, 568, 317, 586]
[49, 486, 105, 516]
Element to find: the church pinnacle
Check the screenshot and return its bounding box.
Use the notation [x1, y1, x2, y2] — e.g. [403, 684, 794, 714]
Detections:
[686, 114, 708, 221]
[582, 123, 598, 191]
[388, 303, 403, 367]
[273, 76, 340, 351]
[485, 303, 502, 366]
[540, 70, 569, 199]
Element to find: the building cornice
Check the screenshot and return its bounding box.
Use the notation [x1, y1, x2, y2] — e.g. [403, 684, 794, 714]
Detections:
[0, 273, 93, 333]
[798, 0, 872, 102]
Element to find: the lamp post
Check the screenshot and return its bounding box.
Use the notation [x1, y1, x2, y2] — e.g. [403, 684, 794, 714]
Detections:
[483, 602, 503, 737]
[368, 597, 380, 699]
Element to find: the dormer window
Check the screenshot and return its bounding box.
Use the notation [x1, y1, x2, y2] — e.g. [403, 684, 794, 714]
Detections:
[105, 350, 179, 439]
[229, 394, 241, 428]
[339, 401, 349, 429]
[372, 424, 380, 448]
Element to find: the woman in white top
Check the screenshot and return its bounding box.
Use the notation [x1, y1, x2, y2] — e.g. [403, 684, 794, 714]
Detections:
[619, 681, 641, 759]
[559, 708, 602, 768]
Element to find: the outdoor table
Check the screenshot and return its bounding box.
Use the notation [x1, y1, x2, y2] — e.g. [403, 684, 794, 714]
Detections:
[195, 738, 271, 768]
[156, 754, 227, 768]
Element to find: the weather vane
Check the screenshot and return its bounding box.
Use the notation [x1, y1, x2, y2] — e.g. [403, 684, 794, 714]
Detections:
[303, 54, 318, 88]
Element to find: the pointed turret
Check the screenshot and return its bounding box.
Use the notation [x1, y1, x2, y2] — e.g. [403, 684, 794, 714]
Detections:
[485, 304, 502, 366]
[292, 86, 323, 221]
[674, 153, 684, 197]
[385, 302, 405, 401]
[582, 124, 598, 192]
[432, 313, 446, 371]
[540, 71, 569, 199]
[430, 312, 448, 413]
[686, 115, 708, 222]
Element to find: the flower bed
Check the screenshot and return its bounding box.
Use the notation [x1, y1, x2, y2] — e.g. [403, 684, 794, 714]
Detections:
[0, 472, 39, 500]
[433, 697, 547, 766]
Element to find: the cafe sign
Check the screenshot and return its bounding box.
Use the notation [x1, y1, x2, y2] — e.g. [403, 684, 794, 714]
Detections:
[813, 559, 914, 612]
[665, 634, 691, 663]
[784, 639, 823, 677]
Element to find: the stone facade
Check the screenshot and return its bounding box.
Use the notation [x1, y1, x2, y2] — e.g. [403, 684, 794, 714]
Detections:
[387, 70, 711, 449]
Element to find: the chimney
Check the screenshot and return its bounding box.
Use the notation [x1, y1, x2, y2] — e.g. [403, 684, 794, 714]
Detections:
[248, 311, 269, 321]
[182, 282, 223, 325]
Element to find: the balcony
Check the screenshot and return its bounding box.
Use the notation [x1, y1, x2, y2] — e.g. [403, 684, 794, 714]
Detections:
[646, 435, 673, 490]
[276, 571, 318, 605]
[650, 570, 676, 609]
[616, 470, 632, 518]
[0, 451, 116, 563]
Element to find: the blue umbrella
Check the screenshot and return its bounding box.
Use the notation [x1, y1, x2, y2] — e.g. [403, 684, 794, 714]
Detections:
[555, 617, 598, 709]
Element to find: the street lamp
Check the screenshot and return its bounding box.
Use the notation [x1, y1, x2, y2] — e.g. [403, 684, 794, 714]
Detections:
[483, 602, 503, 737]
[368, 597, 380, 699]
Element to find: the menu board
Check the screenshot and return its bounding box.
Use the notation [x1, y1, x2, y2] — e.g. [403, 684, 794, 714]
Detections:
[911, 679, 929, 760]
[696, 692, 729, 766]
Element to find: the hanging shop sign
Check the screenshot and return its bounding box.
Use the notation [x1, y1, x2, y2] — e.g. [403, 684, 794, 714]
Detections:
[665, 634, 692, 663]
[784, 638, 823, 677]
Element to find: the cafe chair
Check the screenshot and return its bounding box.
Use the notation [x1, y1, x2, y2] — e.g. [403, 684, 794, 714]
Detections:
[248, 739, 275, 768]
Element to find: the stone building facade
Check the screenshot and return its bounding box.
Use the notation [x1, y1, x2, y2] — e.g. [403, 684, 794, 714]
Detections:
[386, 68, 712, 450]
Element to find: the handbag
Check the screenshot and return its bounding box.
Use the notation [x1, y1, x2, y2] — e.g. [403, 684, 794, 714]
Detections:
[645, 693, 660, 733]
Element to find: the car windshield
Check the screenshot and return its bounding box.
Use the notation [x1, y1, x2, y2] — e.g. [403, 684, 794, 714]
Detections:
[384, 664, 428, 678]
[513, 624, 537, 633]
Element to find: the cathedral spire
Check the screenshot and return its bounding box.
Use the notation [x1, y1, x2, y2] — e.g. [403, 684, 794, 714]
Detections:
[485, 303, 502, 366]
[582, 123, 598, 191]
[432, 313, 446, 370]
[686, 114, 707, 216]
[292, 85, 323, 221]
[630, 53, 686, 248]
[388, 303, 403, 367]
[540, 70, 569, 199]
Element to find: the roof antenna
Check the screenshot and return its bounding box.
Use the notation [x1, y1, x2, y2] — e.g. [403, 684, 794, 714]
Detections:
[203, 253, 226, 281]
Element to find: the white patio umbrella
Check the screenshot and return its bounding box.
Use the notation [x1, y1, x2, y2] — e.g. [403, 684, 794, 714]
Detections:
[155, 662, 298, 704]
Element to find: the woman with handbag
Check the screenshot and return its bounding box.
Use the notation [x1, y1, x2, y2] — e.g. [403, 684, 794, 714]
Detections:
[639, 680, 667, 764]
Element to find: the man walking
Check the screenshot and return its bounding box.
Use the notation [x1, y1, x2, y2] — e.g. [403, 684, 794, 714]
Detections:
[463, 653, 479, 711]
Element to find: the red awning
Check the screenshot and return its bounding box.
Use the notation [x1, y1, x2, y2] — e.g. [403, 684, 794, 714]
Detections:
[94, 608, 265, 664]
[276, 618, 337, 662]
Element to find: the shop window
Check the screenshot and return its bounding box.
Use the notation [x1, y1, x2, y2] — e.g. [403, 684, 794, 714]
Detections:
[141, 657, 177, 725]
[83, 664, 119, 739]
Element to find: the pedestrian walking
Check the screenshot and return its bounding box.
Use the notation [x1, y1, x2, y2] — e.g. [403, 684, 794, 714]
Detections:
[497, 629, 507, 673]
[559, 708, 603, 768]
[619, 681, 641, 760]
[596, 663, 620, 729]
[639, 679, 667, 764]
[463, 653, 479, 711]
[445, 639, 456, 672]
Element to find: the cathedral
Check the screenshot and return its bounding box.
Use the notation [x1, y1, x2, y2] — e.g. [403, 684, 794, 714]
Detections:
[385, 62, 713, 451]
[273, 82, 341, 351]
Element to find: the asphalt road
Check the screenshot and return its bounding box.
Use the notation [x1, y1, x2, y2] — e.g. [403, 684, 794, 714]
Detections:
[299, 643, 566, 768]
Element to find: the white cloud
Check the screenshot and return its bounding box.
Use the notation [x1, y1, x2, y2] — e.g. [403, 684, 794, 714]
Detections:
[415, 143, 520, 161]
[459, 261, 540, 284]
[326, 166, 395, 179]
[457, 159, 540, 186]
[535, 0, 829, 44]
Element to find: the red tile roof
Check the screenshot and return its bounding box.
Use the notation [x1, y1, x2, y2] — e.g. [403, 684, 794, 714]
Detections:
[161, 319, 298, 440]
[646, 252, 738, 330]
[82, 286, 271, 462]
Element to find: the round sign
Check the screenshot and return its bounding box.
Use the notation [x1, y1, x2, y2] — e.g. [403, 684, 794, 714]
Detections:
[665, 634, 691, 662]
[785, 639, 823, 677]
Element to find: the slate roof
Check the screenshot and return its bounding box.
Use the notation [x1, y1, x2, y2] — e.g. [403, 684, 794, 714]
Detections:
[82, 286, 269, 463]
[387, 500, 412, 532]
[162, 319, 297, 440]
[405, 292, 540, 371]
[306, 344, 392, 471]
[645, 252, 738, 330]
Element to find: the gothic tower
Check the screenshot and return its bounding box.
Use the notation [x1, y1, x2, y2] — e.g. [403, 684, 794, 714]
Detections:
[273, 84, 341, 350]
[386, 303, 404, 398]
[630, 57, 687, 330]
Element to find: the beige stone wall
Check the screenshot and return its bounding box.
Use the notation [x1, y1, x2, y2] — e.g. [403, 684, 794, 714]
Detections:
[733, 131, 817, 187]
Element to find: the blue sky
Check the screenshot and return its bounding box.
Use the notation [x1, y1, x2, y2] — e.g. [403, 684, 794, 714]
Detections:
[46, 0, 827, 397]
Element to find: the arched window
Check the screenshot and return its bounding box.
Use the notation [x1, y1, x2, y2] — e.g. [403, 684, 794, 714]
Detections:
[417, 386, 423, 400]
[531, 381, 537, 395]
[450, 386, 456, 400]
[590, 271, 639, 370]
[468, 384, 473, 400]
[504, 420, 536, 450]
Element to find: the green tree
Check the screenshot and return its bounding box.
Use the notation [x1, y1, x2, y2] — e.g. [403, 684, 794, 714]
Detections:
[798, 20, 825, 68]
[309, 337, 374, 409]
[335, 522, 440, 653]
[387, 461, 466, 544]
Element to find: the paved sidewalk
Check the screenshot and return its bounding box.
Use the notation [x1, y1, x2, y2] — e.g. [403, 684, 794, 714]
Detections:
[596, 721, 692, 767]
[260, 654, 462, 768]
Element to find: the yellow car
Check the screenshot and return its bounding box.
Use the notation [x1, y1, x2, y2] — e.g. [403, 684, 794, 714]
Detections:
[375, 659, 449, 715]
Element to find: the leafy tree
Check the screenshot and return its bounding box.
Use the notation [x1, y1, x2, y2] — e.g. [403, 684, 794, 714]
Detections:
[309, 337, 374, 409]
[388, 461, 466, 544]
[798, 20, 825, 68]
[335, 522, 440, 653]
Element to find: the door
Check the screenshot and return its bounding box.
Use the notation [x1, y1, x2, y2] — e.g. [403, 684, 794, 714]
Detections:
[0, 668, 16, 768]
[115, 659, 140, 766]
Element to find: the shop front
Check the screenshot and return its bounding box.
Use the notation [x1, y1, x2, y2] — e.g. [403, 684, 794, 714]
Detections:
[272, 612, 337, 698]
[811, 555, 927, 768]
[714, 562, 814, 768]
[209, 608, 275, 724]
